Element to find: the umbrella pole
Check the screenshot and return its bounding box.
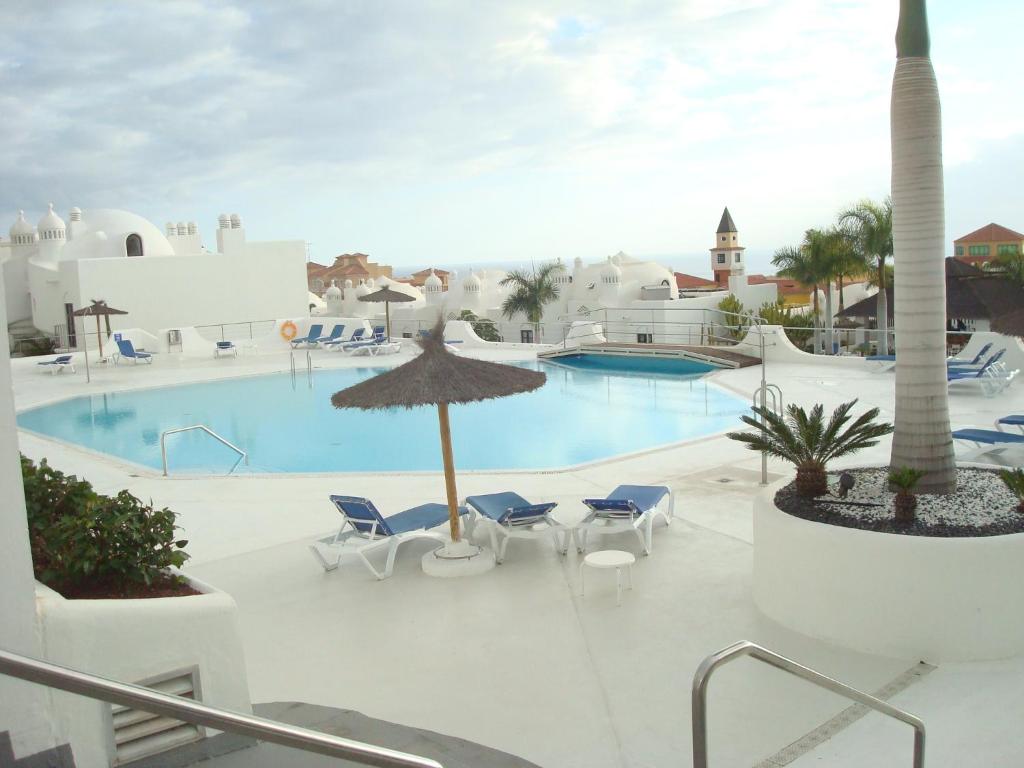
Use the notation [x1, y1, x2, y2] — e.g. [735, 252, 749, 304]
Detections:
[81, 316, 90, 383]
[96, 316, 103, 359]
[385, 301, 391, 340]
[436, 402, 461, 542]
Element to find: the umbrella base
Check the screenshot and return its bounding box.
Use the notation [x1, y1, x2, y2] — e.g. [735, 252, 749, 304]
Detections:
[421, 541, 496, 578]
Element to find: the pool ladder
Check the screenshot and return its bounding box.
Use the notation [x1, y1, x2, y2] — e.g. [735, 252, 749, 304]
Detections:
[290, 349, 313, 388]
[160, 424, 249, 476]
[752, 382, 783, 485]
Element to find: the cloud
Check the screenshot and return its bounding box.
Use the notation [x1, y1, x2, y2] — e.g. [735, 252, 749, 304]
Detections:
[0, 0, 1020, 267]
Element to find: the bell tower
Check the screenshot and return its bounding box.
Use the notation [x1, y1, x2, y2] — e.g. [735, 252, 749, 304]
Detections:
[710, 207, 745, 286]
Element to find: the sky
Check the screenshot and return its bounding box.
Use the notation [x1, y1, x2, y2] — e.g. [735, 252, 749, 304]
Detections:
[1, 0, 1022, 278]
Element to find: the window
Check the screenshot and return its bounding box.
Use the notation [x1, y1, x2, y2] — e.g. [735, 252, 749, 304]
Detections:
[734, 254, 741, 263]
[955, 245, 964, 256]
[732, 235, 736, 242]
[125, 233, 143, 257]
[637, 333, 653, 344]
[998, 244, 1020, 256]
[520, 329, 534, 344]
[721, 236, 726, 242]
[968, 245, 990, 256]
[717, 254, 726, 265]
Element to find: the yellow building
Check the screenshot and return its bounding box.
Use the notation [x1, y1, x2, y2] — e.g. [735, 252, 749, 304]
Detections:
[953, 223, 1023, 269]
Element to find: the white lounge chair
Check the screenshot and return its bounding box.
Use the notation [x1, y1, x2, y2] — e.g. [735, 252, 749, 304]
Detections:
[310, 495, 469, 580]
[578, 485, 673, 555]
[464, 492, 564, 563]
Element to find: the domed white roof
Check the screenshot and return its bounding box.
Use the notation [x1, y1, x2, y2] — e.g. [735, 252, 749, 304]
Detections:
[601, 256, 622, 280]
[55, 209, 175, 262]
[354, 282, 370, 298]
[343, 279, 353, 289]
[324, 280, 342, 298]
[38, 203, 65, 233]
[463, 269, 481, 291]
[9, 210, 33, 237]
[424, 269, 442, 290]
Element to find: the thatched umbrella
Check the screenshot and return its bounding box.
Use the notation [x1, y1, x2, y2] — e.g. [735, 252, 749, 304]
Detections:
[992, 307, 1024, 338]
[331, 320, 546, 546]
[73, 300, 127, 359]
[358, 286, 415, 339]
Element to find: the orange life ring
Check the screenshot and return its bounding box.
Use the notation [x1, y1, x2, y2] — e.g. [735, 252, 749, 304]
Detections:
[280, 320, 299, 341]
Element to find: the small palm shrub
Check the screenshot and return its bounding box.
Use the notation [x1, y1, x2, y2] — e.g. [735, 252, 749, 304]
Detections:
[717, 294, 748, 340]
[21, 456, 189, 595]
[727, 400, 894, 497]
[999, 469, 1024, 514]
[889, 467, 926, 525]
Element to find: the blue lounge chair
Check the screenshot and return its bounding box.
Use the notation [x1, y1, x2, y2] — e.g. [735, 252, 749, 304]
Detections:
[114, 339, 152, 365]
[309, 495, 469, 579]
[343, 328, 387, 352]
[324, 327, 365, 349]
[953, 428, 1024, 464]
[314, 324, 345, 346]
[465, 492, 563, 563]
[214, 341, 237, 358]
[947, 349, 1004, 372]
[997, 415, 1024, 434]
[290, 323, 324, 348]
[37, 354, 75, 374]
[948, 342, 993, 366]
[579, 485, 673, 555]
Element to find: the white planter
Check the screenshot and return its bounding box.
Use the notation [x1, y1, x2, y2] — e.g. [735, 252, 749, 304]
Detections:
[35, 573, 251, 767]
[753, 477, 1024, 663]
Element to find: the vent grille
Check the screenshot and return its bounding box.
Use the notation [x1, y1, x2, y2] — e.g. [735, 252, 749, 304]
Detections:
[111, 670, 202, 764]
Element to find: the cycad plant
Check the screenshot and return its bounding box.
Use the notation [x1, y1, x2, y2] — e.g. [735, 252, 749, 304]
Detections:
[499, 262, 563, 343]
[727, 400, 894, 497]
[998, 468, 1024, 514]
[889, 466, 926, 525]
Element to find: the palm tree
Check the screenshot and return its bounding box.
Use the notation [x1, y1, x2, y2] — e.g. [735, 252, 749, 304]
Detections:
[773, 230, 844, 353]
[773, 244, 822, 352]
[806, 228, 856, 354]
[889, 0, 956, 493]
[499, 262, 563, 343]
[839, 198, 893, 354]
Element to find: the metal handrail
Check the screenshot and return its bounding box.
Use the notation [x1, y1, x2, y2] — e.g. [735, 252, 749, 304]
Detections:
[0, 649, 441, 768]
[160, 424, 249, 476]
[692, 641, 925, 768]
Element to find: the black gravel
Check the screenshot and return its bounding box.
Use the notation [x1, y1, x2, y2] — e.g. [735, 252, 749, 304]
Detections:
[775, 467, 1024, 537]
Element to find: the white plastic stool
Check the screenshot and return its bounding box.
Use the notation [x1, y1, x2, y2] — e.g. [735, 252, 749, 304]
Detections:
[580, 550, 635, 605]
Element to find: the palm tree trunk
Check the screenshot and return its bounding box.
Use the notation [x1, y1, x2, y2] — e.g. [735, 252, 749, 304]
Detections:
[889, 1, 956, 493]
[824, 281, 835, 354]
[876, 261, 890, 355]
[811, 284, 821, 353]
[838, 275, 845, 312]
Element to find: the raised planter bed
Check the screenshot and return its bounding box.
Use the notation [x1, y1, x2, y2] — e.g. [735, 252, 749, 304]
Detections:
[753, 475, 1024, 663]
[35, 573, 251, 767]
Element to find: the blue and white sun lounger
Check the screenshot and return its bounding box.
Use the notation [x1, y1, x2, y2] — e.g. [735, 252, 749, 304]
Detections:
[314, 324, 345, 346]
[310, 495, 469, 579]
[325, 327, 365, 349]
[952, 428, 1024, 465]
[947, 348, 1005, 373]
[997, 415, 1024, 434]
[290, 323, 323, 348]
[114, 339, 152, 365]
[465, 492, 563, 563]
[579, 484, 673, 555]
[948, 342, 993, 366]
[37, 354, 75, 374]
[214, 341, 237, 358]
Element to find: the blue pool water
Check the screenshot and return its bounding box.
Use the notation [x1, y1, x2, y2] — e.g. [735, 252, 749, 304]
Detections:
[17, 360, 748, 473]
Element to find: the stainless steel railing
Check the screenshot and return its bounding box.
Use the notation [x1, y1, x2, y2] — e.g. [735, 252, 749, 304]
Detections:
[692, 641, 926, 768]
[160, 425, 248, 476]
[0, 649, 441, 768]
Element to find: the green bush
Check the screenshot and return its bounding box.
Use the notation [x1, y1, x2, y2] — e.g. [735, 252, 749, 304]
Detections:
[717, 294, 748, 340]
[757, 300, 815, 348]
[21, 456, 189, 592]
[999, 468, 1024, 514]
[458, 310, 502, 342]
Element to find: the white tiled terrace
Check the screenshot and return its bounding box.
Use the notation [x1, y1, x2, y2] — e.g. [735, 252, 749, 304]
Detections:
[12, 345, 1024, 767]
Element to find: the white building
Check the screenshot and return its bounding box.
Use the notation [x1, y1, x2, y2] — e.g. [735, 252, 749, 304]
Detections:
[377, 209, 777, 346]
[3, 205, 308, 341]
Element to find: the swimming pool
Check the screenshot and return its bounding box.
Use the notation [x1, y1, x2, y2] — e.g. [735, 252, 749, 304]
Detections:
[17, 361, 749, 474]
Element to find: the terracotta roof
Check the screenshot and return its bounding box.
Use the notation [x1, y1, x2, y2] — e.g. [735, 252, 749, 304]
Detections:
[746, 275, 808, 295]
[410, 267, 450, 278]
[954, 223, 1024, 244]
[675, 272, 717, 289]
[306, 262, 328, 276]
[838, 258, 1024, 321]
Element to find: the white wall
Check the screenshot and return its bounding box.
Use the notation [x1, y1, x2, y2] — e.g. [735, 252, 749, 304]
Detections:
[68, 249, 307, 335]
[0, 268, 61, 758]
[3, 251, 31, 322]
[36, 577, 251, 767]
